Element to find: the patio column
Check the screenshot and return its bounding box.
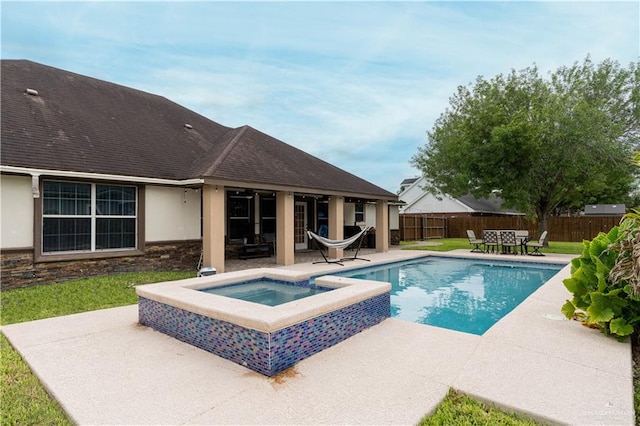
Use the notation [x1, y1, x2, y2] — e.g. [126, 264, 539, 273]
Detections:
[202, 184, 225, 273]
[276, 191, 295, 266]
[328, 196, 344, 260]
[376, 200, 389, 252]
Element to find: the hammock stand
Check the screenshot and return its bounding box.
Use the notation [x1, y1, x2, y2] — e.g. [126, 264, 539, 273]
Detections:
[306, 226, 371, 266]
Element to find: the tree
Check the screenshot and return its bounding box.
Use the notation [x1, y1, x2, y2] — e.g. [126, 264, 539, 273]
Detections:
[412, 57, 640, 235]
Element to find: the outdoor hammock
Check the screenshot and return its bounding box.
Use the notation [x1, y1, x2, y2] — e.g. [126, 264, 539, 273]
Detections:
[306, 226, 371, 265]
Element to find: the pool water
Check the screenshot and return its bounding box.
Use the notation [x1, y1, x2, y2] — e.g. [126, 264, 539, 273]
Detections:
[318, 257, 562, 335]
[200, 279, 332, 306]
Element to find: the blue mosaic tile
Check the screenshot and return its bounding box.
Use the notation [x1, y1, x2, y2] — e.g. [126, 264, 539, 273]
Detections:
[138, 290, 390, 376]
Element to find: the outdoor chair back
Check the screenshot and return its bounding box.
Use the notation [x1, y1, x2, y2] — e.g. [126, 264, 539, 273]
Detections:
[466, 230, 483, 253]
[500, 230, 518, 254]
[483, 230, 499, 253]
[526, 231, 548, 256]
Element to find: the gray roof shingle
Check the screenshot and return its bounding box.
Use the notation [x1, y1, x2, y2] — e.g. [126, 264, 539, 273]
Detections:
[456, 194, 521, 215]
[2, 60, 395, 199]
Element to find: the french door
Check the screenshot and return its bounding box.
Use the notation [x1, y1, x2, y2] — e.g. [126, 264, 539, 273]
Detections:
[294, 202, 308, 250]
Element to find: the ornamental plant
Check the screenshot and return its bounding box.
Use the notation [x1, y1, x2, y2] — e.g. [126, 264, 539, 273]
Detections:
[562, 214, 640, 341]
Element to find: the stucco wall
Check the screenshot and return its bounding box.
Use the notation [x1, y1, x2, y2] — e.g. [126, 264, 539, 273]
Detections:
[343, 203, 397, 230]
[389, 206, 399, 229]
[343, 202, 355, 225]
[145, 186, 201, 242]
[1, 175, 33, 249]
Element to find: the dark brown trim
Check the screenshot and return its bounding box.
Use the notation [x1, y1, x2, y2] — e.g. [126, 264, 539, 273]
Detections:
[137, 185, 146, 252]
[33, 178, 146, 263]
[35, 249, 145, 263]
[145, 238, 203, 245]
[0, 246, 34, 254]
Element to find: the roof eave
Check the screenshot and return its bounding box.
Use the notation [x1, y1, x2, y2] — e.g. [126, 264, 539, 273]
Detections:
[1, 165, 204, 186]
[203, 177, 398, 201]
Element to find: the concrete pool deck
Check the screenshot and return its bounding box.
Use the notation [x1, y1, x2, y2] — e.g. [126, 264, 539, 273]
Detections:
[2, 250, 634, 425]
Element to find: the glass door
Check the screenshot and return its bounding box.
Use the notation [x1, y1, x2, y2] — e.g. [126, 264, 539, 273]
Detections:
[294, 201, 308, 250]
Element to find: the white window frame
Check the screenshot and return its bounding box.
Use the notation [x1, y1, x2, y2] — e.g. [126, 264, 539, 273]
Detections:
[41, 180, 138, 254]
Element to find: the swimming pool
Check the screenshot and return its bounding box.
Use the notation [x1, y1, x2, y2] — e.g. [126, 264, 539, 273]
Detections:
[315, 256, 563, 335]
[200, 279, 333, 306]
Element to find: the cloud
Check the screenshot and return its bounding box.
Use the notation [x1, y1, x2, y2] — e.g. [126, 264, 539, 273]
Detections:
[2, 1, 638, 192]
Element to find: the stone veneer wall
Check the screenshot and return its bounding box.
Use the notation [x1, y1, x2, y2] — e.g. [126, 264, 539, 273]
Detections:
[1, 240, 202, 290]
[138, 292, 391, 376]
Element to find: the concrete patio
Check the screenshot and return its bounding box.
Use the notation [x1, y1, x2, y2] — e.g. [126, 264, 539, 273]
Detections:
[2, 249, 634, 425]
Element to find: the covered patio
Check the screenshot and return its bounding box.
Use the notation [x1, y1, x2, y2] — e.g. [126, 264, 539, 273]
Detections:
[201, 183, 395, 273]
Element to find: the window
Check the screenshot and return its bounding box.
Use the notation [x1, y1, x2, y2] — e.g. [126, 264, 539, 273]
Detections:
[317, 200, 328, 236]
[260, 196, 276, 235]
[228, 195, 253, 240]
[42, 181, 137, 253]
[355, 203, 365, 223]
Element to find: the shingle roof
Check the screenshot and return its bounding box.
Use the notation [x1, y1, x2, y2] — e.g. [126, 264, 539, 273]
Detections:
[400, 177, 419, 186]
[1, 60, 395, 199]
[196, 125, 391, 195]
[456, 194, 521, 215]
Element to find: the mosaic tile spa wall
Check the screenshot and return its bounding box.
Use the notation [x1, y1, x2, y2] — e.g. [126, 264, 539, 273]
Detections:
[138, 293, 390, 376]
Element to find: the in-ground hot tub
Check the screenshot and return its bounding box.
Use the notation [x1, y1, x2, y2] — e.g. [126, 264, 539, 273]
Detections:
[136, 268, 390, 376]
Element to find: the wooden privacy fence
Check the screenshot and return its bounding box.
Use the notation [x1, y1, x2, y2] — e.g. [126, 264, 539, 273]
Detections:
[399, 214, 446, 240]
[401, 214, 623, 242]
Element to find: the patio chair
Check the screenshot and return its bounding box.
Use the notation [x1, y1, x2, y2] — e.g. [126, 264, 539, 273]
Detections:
[483, 230, 499, 253]
[525, 231, 548, 256]
[499, 230, 518, 255]
[466, 230, 484, 253]
[515, 230, 529, 254]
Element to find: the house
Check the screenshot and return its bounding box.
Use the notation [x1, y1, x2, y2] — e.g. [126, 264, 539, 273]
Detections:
[398, 176, 521, 216]
[583, 204, 626, 216]
[1, 60, 399, 288]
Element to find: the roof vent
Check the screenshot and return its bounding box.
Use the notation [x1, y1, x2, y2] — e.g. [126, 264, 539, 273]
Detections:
[184, 123, 193, 129]
[25, 88, 39, 96]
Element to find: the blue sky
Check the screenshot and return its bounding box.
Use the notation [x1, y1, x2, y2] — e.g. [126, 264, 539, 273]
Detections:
[2, 1, 638, 192]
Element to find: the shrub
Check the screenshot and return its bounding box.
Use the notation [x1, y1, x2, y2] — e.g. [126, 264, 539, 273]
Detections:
[562, 216, 640, 341]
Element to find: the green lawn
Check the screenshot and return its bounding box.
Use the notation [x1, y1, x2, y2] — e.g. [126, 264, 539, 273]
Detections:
[0, 241, 594, 425]
[401, 237, 584, 255]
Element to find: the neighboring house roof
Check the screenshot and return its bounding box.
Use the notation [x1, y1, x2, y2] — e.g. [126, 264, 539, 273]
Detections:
[1, 60, 395, 199]
[456, 194, 520, 215]
[400, 177, 419, 186]
[398, 176, 522, 215]
[584, 204, 625, 215]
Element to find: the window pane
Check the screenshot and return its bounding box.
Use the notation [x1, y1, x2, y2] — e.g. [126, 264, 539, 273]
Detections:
[43, 181, 90, 216]
[229, 219, 252, 240]
[262, 219, 276, 234]
[355, 203, 365, 222]
[96, 185, 136, 216]
[43, 218, 91, 252]
[43, 198, 59, 215]
[96, 218, 136, 249]
[229, 197, 250, 218]
[261, 197, 276, 218]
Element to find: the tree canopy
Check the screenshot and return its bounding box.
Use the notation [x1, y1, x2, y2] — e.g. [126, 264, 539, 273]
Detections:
[412, 56, 640, 233]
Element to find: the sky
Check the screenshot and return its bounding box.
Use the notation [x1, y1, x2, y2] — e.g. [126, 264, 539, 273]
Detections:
[2, 1, 638, 193]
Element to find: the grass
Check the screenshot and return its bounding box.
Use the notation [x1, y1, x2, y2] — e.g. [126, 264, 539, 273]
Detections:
[418, 389, 542, 426]
[0, 243, 613, 425]
[1, 271, 194, 325]
[401, 237, 584, 255]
